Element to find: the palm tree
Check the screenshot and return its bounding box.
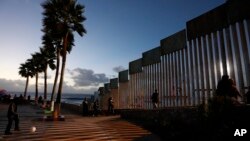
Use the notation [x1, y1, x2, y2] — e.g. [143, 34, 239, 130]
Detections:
[51, 46, 61, 102]
[41, 0, 86, 117]
[18, 61, 34, 98]
[39, 46, 56, 102]
[29, 52, 43, 102]
[41, 30, 61, 104]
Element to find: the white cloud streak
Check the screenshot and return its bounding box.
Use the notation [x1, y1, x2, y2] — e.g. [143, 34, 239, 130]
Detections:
[68, 68, 109, 87]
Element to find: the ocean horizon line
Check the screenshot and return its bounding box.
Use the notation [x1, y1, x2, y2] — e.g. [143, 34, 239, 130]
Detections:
[9, 91, 94, 96]
[8, 91, 95, 106]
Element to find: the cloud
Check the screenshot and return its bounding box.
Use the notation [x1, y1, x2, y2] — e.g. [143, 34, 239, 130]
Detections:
[0, 78, 25, 92]
[0, 78, 54, 94]
[113, 66, 126, 73]
[68, 68, 109, 87]
[62, 85, 98, 94]
[0, 77, 98, 94]
[0, 67, 108, 94]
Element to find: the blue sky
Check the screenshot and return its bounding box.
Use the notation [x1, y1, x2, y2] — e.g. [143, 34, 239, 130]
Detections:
[0, 0, 225, 94]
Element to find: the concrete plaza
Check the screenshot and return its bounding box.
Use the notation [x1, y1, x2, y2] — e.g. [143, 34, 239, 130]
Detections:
[0, 103, 162, 141]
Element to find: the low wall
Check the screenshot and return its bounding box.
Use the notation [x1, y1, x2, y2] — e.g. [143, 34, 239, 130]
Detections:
[61, 102, 250, 139]
[120, 105, 250, 139]
[61, 103, 121, 116]
[61, 103, 81, 115]
[120, 107, 202, 139]
[120, 106, 199, 124]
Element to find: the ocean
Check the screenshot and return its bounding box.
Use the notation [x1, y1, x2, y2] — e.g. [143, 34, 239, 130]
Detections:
[10, 92, 93, 106]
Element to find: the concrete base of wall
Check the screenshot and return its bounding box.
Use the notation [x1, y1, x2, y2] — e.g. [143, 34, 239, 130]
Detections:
[120, 105, 250, 140]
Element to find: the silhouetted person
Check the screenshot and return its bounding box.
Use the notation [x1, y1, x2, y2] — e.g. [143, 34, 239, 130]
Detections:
[93, 99, 100, 116]
[38, 95, 43, 104]
[216, 75, 230, 97]
[216, 75, 242, 104]
[19, 94, 23, 99]
[246, 86, 250, 104]
[82, 97, 88, 116]
[5, 98, 20, 135]
[27, 95, 31, 102]
[19, 94, 24, 103]
[108, 97, 114, 115]
[151, 89, 159, 109]
[228, 79, 242, 103]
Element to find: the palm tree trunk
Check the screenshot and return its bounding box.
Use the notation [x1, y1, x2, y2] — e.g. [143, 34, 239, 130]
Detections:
[44, 65, 48, 102]
[54, 32, 68, 118]
[24, 76, 29, 99]
[51, 48, 60, 102]
[35, 73, 39, 104]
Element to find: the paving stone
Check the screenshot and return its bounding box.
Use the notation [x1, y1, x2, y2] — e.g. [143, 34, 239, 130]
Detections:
[0, 103, 162, 141]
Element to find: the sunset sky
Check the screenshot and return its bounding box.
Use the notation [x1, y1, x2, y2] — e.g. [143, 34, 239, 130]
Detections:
[0, 0, 225, 94]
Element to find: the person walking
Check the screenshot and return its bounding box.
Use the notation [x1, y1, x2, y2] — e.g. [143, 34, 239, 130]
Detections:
[108, 97, 114, 115]
[151, 89, 159, 109]
[5, 98, 20, 135]
[93, 99, 100, 116]
[82, 97, 89, 116]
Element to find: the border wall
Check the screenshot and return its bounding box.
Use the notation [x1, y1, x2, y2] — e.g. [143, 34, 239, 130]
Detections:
[98, 0, 250, 110]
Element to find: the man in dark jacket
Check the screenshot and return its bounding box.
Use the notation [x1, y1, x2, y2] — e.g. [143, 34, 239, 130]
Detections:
[108, 97, 114, 114]
[82, 97, 89, 116]
[151, 89, 159, 109]
[93, 99, 100, 116]
[5, 98, 20, 135]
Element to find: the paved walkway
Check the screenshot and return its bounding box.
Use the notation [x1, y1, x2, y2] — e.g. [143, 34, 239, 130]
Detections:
[0, 103, 162, 141]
